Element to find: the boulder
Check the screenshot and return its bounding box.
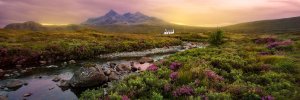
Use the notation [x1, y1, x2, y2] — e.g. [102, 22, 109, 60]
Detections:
[104, 69, 111, 75]
[57, 79, 70, 87]
[108, 72, 119, 81]
[52, 76, 61, 82]
[6, 79, 24, 89]
[69, 66, 108, 87]
[116, 64, 131, 72]
[138, 57, 154, 64]
[109, 62, 117, 68]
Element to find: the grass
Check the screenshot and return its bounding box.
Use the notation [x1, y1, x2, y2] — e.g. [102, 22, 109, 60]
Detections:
[80, 33, 300, 100]
[0, 29, 188, 69]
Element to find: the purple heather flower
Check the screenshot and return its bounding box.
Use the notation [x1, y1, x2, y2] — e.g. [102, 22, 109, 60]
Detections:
[172, 85, 194, 97]
[254, 37, 276, 44]
[170, 72, 178, 80]
[267, 39, 293, 49]
[261, 95, 274, 100]
[122, 95, 130, 100]
[170, 62, 182, 71]
[147, 64, 159, 71]
[204, 69, 224, 81]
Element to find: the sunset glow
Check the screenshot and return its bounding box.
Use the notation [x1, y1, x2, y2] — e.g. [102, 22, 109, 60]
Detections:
[0, 0, 300, 27]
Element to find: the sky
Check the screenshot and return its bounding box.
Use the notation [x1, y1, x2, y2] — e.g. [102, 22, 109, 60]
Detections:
[0, 0, 300, 27]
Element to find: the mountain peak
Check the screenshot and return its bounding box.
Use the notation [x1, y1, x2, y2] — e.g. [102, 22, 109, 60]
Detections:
[105, 9, 119, 17]
[135, 12, 144, 16]
[83, 10, 169, 26]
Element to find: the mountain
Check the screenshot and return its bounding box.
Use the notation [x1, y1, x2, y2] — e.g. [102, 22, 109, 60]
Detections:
[223, 16, 300, 33]
[4, 21, 45, 31]
[82, 10, 169, 26]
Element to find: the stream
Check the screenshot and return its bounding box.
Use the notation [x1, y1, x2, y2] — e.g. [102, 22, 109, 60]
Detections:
[0, 42, 205, 100]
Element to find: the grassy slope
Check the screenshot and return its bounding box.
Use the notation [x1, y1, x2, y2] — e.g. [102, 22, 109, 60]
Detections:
[223, 16, 300, 33]
[80, 33, 300, 100]
[0, 29, 186, 69]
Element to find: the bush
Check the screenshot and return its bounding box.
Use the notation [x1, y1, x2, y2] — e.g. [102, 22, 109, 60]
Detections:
[209, 30, 225, 46]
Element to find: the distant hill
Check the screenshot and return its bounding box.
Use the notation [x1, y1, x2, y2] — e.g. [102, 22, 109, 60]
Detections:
[4, 21, 45, 31]
[223, 16, 300, 33]
[3, 21, 93, 32]
[82, 10, 169, 26]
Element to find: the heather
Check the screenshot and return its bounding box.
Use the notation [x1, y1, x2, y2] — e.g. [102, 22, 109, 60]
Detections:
[80, 33, 300, 100]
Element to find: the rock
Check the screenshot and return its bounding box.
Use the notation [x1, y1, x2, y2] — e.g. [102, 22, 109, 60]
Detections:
[37, 76, 42, 79]
[104, 69, 111, 75]
[39, 61, 47, 65]
[57, 80, 69, 87]
[23, 93, 32, 97]
[68, 60, 76, 64]
[46, 65, 59, 68]
[138, 57, 154, 64]
[108, 72, 119, 81]
[116, 64, 131, 72]
[6, 79, 24, 89]
[20, 70, 27, 74]
[69, 66, 108, 87]
[3, 74, 10, 77]
[0, 69, 5, 78]
[0, 96, 7, 100]
[109, 62, 117, 68]
[52, 76, 61, 82]
[61, 62, 67, 66]
[13, 71, 20, 77]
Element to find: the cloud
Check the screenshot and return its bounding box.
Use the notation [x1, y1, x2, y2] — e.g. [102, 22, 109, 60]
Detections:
[0, 0, 300, 27]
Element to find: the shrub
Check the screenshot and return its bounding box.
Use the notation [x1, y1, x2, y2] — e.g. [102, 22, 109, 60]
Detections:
[147, 64, 159, 72]
[169, 62, 182, 71]
[170, 72, 178, 81]
[209, 30, 225, 46]
[204, 69, 224, 82]
[172, 85, 194, 97]
[150, 92, 163, 100]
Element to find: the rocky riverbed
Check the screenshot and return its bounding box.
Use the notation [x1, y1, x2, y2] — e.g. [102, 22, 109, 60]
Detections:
[0, 42, 205, 100]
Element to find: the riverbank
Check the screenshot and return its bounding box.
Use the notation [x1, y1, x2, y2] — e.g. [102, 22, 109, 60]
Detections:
[0, 42, 205, 100]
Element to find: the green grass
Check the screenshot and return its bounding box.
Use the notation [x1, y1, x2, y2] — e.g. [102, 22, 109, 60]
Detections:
[0, 29, 185, 68]
[80, 33, 300, 100]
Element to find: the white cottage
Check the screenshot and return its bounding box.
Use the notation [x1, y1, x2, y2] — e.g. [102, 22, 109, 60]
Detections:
[163, 29, 175, 34]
